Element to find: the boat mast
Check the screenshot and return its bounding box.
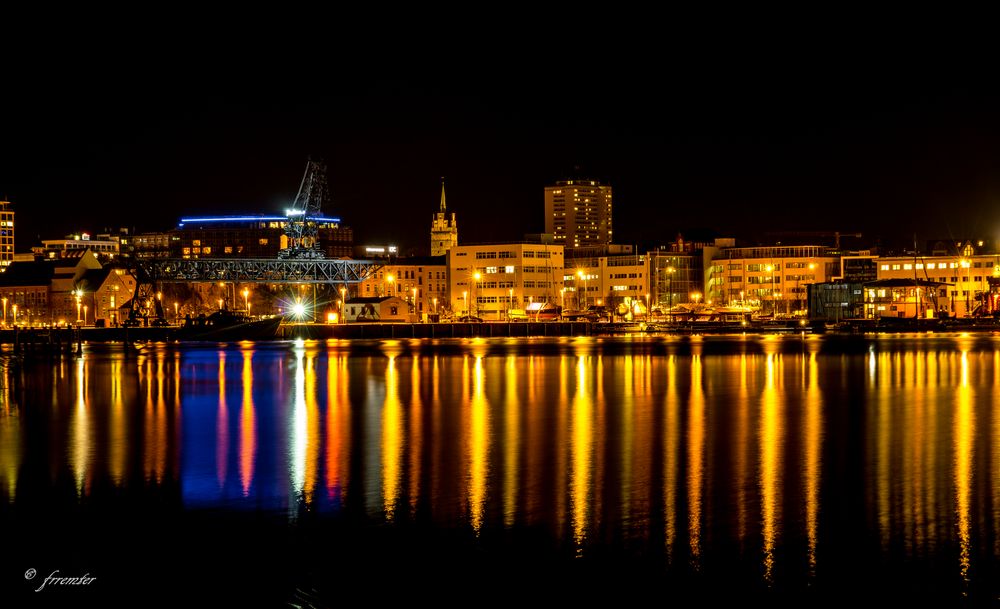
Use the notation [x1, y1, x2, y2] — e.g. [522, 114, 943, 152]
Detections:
[913, 233, 921, 319]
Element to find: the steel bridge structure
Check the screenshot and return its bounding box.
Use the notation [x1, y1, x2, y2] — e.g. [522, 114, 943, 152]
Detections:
[138, 258, 382, 284]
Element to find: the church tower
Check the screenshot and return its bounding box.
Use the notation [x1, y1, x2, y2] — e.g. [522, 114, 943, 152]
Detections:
[430, 178, 458, 256]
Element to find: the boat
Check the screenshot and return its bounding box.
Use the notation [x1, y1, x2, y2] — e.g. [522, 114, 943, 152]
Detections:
[174, 310, 283, 341]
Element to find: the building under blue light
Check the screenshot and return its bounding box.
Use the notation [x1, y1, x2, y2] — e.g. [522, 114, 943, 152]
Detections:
[171, 214, 353, 259]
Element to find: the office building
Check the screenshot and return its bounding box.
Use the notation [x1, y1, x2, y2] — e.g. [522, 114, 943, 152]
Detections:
[544, 179, 612, 250]
[0, 201, 13, 269]
[448, 242, 564, 320]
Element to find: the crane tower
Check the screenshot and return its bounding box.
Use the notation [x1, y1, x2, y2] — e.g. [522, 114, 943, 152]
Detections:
[279, 160, 329, 259]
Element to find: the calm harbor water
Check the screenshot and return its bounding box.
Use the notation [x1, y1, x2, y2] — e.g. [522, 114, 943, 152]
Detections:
[1, 335, 999, 605]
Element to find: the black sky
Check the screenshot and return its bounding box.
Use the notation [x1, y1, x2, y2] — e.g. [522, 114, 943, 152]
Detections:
[4, 30, 1000, 253]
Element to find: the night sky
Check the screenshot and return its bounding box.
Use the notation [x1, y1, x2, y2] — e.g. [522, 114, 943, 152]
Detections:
[4, 34, 1000, 254]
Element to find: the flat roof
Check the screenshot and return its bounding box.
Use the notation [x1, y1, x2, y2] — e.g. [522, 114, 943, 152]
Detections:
[178, 215, 342, 227]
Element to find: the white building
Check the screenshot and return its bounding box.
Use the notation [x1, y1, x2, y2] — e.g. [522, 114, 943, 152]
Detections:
[448, 242, 564, 320]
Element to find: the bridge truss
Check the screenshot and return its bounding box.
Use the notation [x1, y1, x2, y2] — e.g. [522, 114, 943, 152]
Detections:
[138, 258, 382, 284]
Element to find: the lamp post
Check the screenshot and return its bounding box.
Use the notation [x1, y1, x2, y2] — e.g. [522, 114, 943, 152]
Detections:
[174, 301, 179, 323]
[508, 288, 514, 320]
[666, 266, 675, 322]
[433, 297, 438, 315]
[765, 264, 775, 316]
[961, 258, 971, 316]
[462, 290, 468, 317]
[385, 273, 394, 297]
[473, 271, 481, 318]
[83, 305, 88, 326]
[799, 262, 816, 317]
[645, 292, 650, 322]
[2, 296, 7, 327]
[413, 287, 418, 318]
[218, 298, 223, 311]
[560, 287, 566, 311]
[242, 288, 250, 314]
[11, 304, 17, 326]
[577, 270, 586, 310]
[74, 289, 82, 323]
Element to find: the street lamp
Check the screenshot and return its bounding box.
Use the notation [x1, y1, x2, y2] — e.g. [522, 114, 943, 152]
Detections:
[1, 296, 6, 327]
[11, 304, 17, 326]
[508, 288, 514, 319]
[666, 266, 675, 322]
[433, 297, 438, 314]
[560, 287, 566, 311]
[74, 289, 82, 322]
[83, 305, 88, 325]
[462, 290, 468, 316]
[218, 298, 224, 311]
[413, 287, 418, 317]
[242, 288, 250, 314]
[691, 292, 702, 305]
[960, 258, 972, 316]
[385, 273, 394, 297]
[800, 262, 816, 316]
[473, 271, 481, 318]
[645, 293, 650, 322]
[174, 301, 179, 323]
[765, 264, 775, 316]
[577, 270, 586, 309]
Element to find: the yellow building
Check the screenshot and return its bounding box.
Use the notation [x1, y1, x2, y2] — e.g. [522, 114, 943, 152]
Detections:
[709, 245, 838, 316]
[875, 249, 1000, 317]
[544, 180, 612, 250]
[357, 256, 448, 319]
[448, 242, 564, 320]
[564, 253, 648, 312]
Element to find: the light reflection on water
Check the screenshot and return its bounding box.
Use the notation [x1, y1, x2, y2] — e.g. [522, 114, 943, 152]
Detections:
[1, 335, 999, 598]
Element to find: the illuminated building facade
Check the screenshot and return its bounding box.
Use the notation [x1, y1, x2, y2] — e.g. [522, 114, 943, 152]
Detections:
[0, 250, 102, 325]
[0, 201, 13, 269]
[873, 245, 1000, 317]
[448, 242, 564, 320]
[430, 180, 458, 257]
[40, 233, 120, 260]
[709, 245, 838, 315]
[343, 296, 411, 323]
[564, 253, 648, 312]
[544, 180, 612, 250]
[357, 256, 448, 318]
[129, 232, 176, 259]
[174, 215, 353, 259]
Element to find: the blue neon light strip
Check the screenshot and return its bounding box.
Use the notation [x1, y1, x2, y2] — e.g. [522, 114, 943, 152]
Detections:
[178, 215, 342, 226]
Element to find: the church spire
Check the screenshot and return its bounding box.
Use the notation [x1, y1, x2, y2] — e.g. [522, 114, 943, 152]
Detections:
[440, 177, 447, 212]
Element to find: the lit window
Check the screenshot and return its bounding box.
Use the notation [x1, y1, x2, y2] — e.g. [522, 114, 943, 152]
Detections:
[891, 264, 900, 270]
[224, 246, 233, 254]
[903, 264, 912, 270]
[203, 247, 212, 255]
[880, 264, 889, 271]
[927, 263, 935, 269]
[259, 239, 269, 245]
[192, 240, 201, 246]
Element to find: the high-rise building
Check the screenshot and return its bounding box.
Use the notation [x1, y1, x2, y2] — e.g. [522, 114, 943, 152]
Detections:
[430, 179, 458, 256]
[0, 201, 14, 268]
[544, 179, 612, 250]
